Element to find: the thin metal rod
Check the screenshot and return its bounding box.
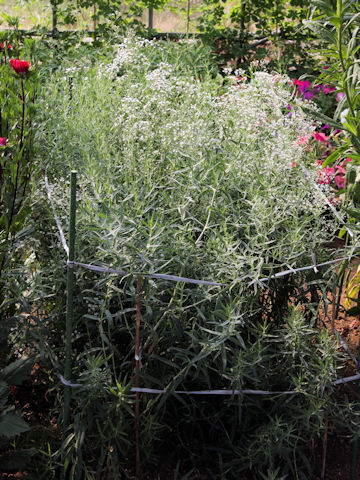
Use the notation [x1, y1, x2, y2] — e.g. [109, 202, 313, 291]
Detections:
[93, 3, 97, 41]
[321, 411, 328, 480]
[148, 7, 153, 29]
[52, 3, 57, 38]
[350, 348, 360, 479]
[62, 170, 77, 472]
[135, 276, 142, 479]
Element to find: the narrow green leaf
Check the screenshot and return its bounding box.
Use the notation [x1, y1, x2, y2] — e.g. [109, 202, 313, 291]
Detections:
[323, 145, 349, 166]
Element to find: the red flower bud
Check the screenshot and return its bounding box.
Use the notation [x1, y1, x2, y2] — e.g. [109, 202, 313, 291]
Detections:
[0, 43, 12, 51]
[10, 59, 30, 75]
[0, 137, 6, 146]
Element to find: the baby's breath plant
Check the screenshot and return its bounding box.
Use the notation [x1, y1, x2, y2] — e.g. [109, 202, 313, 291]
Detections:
[32, 34, 353, 478]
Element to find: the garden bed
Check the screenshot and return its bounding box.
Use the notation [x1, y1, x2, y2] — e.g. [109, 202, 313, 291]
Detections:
[2, 14, 360, 478]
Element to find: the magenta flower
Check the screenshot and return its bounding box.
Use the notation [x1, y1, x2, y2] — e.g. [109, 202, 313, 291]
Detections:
[335, 165, 346, 175]
[303, 91, 314, 100]
[323, 85, 336, 95]
[313, 132, 329, 143]
[336, 92, 345, 102]
[0, 137, 6, 146]
[292, 79, 311, 93]
[335, 175, 345, 189]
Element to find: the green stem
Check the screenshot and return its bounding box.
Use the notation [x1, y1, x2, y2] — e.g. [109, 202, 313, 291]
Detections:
[0, 78, 26, 277]
[62, 171, 77, 478]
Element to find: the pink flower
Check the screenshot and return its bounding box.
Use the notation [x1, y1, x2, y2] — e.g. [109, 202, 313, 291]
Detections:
[346, 157, 353, 162]
[336, 92, 345, 102]
[323, 85, 336, 95]
[321, 124, 330, 130]
[335, 165, 346, 175]
[317, 166, 335, 184]
[0, 137, 6, 146]
[335, 175, 345, 189]
[323, 66, 330, 70]
[313, 131, 329, 143]
[10, 59, 30, 75]
[295, 136, 310, 145]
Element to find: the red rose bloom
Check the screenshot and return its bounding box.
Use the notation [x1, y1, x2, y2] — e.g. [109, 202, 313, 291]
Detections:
[0, 137, 6, 146]
[10, 59, 30, 75]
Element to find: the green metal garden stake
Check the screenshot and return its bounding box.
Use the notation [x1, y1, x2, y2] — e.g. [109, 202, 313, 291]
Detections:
[62, 170, 77, 476]
[52, 2, 57, 38]
[148, 7, 153, 29]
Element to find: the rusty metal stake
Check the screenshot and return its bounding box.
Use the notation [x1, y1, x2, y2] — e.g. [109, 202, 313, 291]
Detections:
[135, 276, 142, 479]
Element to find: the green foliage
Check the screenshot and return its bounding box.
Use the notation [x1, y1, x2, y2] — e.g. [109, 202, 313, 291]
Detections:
[306, 0, 360, 312]
[0, 357, 36, 470]
[194, 0, 315, 74]
[0, 32, 45, 477]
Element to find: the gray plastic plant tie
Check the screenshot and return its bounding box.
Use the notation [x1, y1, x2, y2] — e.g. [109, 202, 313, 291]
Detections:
[67, 260, 224, 286]
[250, 256, 349, 286]
[333, 373, 360, 385]
[67, 256, 353, 288]
[129, 387, 298, 395]
[311, 252, 319, 273]
[135, 349, 143, 369]
[44, 172, 69, 257]
[58, 372, 360, 395]
[58, 375, 296, 395]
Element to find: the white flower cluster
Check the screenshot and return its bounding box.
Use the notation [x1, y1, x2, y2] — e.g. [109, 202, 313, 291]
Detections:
[42, 34, 337, 286]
